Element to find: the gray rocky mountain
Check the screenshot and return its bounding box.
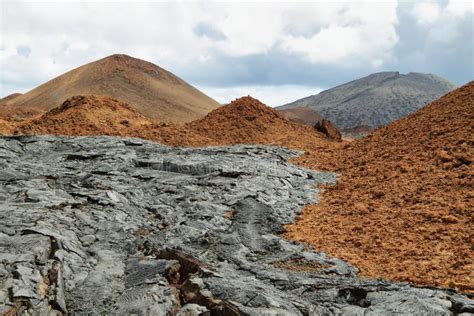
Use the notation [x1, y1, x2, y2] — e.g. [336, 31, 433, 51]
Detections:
[278, 72, 455, 130]
[1, 135, 472, 315]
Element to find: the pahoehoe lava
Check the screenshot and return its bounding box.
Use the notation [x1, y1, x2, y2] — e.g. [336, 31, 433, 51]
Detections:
[0, 136, 472, 315]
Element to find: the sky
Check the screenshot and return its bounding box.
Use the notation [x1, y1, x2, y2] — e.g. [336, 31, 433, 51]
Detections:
[0, 0, 472, 106]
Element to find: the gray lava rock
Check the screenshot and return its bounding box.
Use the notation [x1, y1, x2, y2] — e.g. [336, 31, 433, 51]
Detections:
[0, 135, 471, 315]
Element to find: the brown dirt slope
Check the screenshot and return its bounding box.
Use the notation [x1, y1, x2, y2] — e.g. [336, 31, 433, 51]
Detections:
[0, 54, 220, 122]
[285, 82, 474, 293]
[279, 106, 324, 126]
[15, 95, 153, 136]
[186, 96, 328, 147]
[0, 119, 15, 135]
[0, 93, 22, 104]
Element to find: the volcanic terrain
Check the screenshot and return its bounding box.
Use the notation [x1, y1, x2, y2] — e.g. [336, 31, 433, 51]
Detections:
[3, 135, 471, 315]
[15, 95, 153, 136]
[11, 95, 213, 147]
[0, 54, 219, 122]
[0, 81, 472, 299]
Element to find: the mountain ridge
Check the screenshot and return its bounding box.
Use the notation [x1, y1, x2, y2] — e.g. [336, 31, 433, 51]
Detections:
[278, 71, 456, 130]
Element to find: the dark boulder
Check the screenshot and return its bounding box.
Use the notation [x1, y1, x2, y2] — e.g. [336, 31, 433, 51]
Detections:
[314, 119, 342, 141]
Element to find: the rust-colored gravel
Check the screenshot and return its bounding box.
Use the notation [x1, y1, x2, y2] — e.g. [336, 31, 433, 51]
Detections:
[185, 96, 329, 147]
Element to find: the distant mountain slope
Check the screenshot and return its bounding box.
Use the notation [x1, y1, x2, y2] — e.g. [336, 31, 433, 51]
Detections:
[278, 72, 456, 129]
[279, 106, 324, 126]
[0, 93, 22, 104]
[0, 54, 220, 122]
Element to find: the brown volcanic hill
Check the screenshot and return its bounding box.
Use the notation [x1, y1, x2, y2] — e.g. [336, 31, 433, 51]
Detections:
[0, 93, 22, 103]
[186, 96, 329, 147]
[0, 54, 220, 122]
[279, 106, 324, 126]
[15, 95, 153, 136]
[11, 95, 213, 147]
[285, 82, 474, 293]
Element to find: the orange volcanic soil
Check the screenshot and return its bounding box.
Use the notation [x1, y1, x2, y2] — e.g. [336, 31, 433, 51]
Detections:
[185, 96, 329, 147]
[285, 82, 474, 293]
[16, 95, 153, 136]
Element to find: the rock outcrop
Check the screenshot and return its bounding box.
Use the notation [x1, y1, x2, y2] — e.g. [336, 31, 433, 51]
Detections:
[0, 135, 472, 315]
[314, 119, 342, 142]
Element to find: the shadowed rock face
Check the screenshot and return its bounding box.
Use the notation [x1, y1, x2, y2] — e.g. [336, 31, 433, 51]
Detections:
[0, 136, 472, 315]
[279, 72, 456, 129]
[314, 119, 342, 142]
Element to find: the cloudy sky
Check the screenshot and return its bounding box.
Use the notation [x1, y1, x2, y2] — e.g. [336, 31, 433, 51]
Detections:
[1, 0, 472, 106]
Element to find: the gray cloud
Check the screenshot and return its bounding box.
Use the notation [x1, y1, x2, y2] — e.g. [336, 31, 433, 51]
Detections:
[179, 48, 376, 90]
[389, 2, 473, 86]
[193, 22, 227, 41]
[16, 45, 31, 58]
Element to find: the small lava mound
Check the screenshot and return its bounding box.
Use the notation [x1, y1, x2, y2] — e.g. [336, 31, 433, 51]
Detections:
[186, 96, 328, 147]
[285, 81, 474, 293]
[14, 95, 153, 136]
[10, 95, 212, 147]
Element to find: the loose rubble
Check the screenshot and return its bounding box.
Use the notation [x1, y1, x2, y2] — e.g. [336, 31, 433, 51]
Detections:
[0, 135, 472, 315]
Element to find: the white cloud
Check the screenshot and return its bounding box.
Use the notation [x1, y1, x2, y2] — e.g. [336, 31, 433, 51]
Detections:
[410, 0, 473, 43]
[446, 0, 473, 17]
[0, 1, 402, 96]
[198, 85, 322, 107]
[412, 2, 441, 25]
[281, 1, 399, 66]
